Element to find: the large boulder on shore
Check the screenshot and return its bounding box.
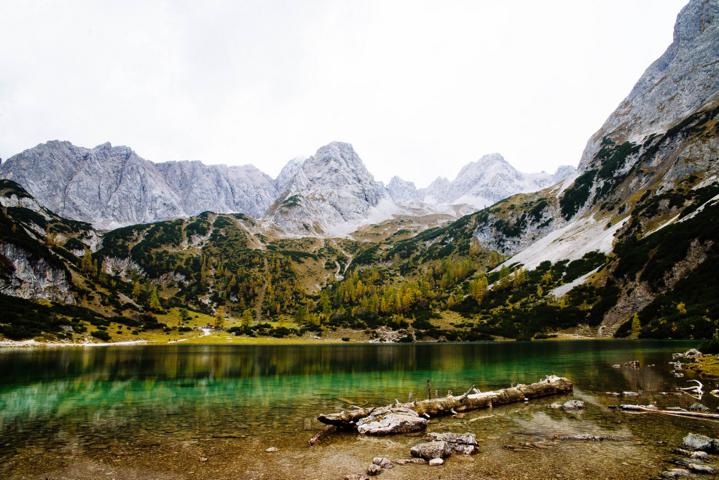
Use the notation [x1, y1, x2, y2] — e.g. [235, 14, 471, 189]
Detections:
[356, 407, 428, 435]
[410, 441, 453, 460]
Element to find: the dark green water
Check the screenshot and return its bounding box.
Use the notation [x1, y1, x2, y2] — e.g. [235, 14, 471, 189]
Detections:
[1, 340, 717, 480]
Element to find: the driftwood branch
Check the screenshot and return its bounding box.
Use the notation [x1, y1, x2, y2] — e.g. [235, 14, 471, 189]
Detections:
[308, 425, 337, 446]
[610, 404, 719, 421]
[458, 385, 478, 401]
[677, 380, 704, 400]
[317, 375, 573, 430]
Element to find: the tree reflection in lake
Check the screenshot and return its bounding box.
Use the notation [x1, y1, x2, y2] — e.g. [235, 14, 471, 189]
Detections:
[2, 340, 716, 479]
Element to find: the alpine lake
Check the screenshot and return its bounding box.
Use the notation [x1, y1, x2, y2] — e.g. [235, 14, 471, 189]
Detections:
[2, 340, 718, 480]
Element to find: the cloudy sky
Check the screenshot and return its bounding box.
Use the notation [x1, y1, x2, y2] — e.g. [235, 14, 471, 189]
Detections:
[0, 0, 686, 186]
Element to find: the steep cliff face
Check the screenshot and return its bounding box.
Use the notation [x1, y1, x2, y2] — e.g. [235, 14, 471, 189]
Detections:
[156, 161, 277, 218]
[273, 157, 306, 195]
[0, 180, 96, 305]
[0, 142, 278, 228]
[579, 0, 718, 171]
[472, 0, 718, 259]
[0, 142, 184, 229]
[0, 242, 75, 304]
[387, 176, 422, 205]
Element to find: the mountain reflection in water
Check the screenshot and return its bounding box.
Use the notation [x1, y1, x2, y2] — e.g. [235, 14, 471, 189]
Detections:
[3, 340, 717, 480]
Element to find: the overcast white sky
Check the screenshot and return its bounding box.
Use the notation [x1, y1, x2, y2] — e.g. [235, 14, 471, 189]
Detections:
[0, 0, 687, 186]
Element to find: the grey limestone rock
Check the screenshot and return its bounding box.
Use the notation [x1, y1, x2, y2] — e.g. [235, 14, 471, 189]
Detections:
[683, 433, 719, 452]
[268, 142, 390, 236]
[426, 432, 479, 455]
[420, 154, 575, 210]
[356, 407, 428, 435]
[410, 441, 453, 460]
[579, 0, 719, 172]
[0, 141, 277, 228]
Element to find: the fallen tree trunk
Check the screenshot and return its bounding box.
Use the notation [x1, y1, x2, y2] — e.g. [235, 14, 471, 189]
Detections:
[317, 375, 573, 430]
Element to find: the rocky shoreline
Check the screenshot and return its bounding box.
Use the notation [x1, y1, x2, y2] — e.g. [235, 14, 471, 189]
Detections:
[0, 338, 149, 348]
[674, 349, 719, 379]
[314, 356, 719, 479]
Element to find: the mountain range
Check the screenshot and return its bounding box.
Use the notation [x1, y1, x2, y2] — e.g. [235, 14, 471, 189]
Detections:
[0, 0, 716, 344]
[390, 154, 574, 209]
[0, 140, 574, 234]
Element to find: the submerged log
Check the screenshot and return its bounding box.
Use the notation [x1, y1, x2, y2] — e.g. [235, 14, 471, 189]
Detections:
[609, 404, 719, 421]
[308, 425, 337, 446]
[317, 375, 573, 431]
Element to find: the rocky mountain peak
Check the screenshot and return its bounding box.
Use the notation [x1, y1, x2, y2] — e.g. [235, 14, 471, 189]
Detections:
[471, 0, 719, 304]
[579, 0, 719, 171]
[94, 141, 114, 152]
[281, 142, 383, 197]
[87, 142, 134, 160]
[268, 142, 391, 236]
[426, 177, 451, 190]
[304, 142, 376, 185]
[1, 137, 577, 236]
[673, 0, 718, 45]
[471, 152, 507, 165]
[420, 153, 574, 210]
[314, 141, 357, 162]
[421, 177, 451, 203]
[455, 153, 519, 181]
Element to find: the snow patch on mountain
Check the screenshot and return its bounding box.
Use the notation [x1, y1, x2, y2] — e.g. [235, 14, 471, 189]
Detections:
[496, 215, 629, 271]
[550, 266, 602, 298]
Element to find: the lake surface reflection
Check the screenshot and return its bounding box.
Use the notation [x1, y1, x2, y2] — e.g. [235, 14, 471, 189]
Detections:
[2, 340, 717, 479]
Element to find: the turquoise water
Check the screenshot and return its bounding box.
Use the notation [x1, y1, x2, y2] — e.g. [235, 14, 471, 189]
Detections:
[1, 340, 716, 479]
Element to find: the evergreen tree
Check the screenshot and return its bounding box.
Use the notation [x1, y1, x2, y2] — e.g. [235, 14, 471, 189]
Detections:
[214, 306, 226, 329]
[148, 287, 162, 311]
[241, 309, 253, 327]
[131, 281, 143, 299]
[295, 305, 308, 324]
[81, 249, 95, 275]
[179, 308, 191, 326]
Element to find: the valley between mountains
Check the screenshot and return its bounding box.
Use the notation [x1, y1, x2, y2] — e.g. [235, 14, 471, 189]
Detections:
[0, 0, 717, 346]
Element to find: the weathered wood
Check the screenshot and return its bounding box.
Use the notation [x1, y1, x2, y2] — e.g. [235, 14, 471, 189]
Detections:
[308, 425, 337, 446]
[610, 404, 719, 421]
[556, 434, 631, 441]
[317, 375, 573, 429]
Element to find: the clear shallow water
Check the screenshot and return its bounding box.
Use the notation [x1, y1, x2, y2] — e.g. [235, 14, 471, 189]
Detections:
[1, 340, 718, 479]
